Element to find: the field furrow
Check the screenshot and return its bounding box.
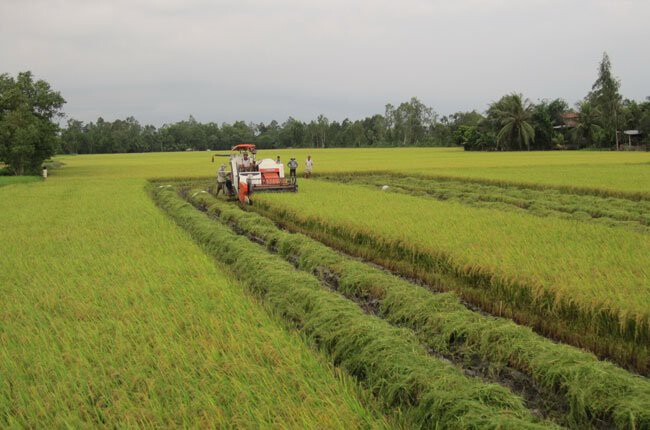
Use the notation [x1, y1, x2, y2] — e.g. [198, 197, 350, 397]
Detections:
[182, 185, 650, 430]
[254, 180, 650, 374]
[151, 184, 555, 429]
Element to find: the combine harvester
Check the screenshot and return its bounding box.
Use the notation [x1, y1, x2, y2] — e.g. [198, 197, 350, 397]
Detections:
[222, 144, 297, 204]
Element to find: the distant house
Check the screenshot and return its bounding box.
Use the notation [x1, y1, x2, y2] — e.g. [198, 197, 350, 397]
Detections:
[550, 112, 581, 149]
[556, 112, 579, 129]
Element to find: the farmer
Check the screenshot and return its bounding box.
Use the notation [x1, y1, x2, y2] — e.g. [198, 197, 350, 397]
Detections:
[304, 155, 313, 178]
[216, 164, 228, 195]
[240, 152, 253, 171]
[42, 166, 48, 180]
[276, 155, 281, 164]
[287, 157, 298, 183]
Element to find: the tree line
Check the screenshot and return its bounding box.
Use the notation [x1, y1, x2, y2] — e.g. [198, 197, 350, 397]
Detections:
[2, 52, 649, 174]
[58, 53, 649, 155]
[58, 98, 459, 155]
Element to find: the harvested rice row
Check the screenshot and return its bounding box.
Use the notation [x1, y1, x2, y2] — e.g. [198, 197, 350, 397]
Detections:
[251, 181, 650, 375]
[152, 185, 552, 429]
[322, 173, 650, 233]
[316, 170, 650, 201]
[184, 189, 650, 430]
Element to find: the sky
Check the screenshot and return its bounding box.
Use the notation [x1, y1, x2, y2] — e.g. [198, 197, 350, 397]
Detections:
[1, 0, 648, 126]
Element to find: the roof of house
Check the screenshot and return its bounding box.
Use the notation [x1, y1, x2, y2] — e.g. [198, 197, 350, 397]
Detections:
[561, 112, 580, 119]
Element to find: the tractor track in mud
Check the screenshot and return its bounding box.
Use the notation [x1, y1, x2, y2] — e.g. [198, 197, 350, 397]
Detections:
[182, 188, 578, 428]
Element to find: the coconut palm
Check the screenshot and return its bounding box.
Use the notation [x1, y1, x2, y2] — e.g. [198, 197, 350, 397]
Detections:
[490, 93, 536, 151]
[572, 101, 602, 148]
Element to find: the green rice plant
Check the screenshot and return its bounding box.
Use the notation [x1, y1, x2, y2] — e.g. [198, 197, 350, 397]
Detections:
[9, 147, 647, 427]
[430, 164, 650, 200]
[152, 185, 554, 429]
[4, 142, 645, 427]
[0, 177, 390, 428]
[319, 173, 650, 232]
[253, 180, 650, 374]
[0, 176, 41, 186]
[56, 148, 650, 197]
[186, 187, 650, 429]
[311, 165, 650, 201]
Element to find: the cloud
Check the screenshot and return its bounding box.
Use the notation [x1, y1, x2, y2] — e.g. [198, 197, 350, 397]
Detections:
[1, 0, 648, 125]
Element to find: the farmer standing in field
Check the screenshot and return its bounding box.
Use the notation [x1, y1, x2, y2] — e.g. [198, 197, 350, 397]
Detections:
[288, 157, 298, 184]
[304, 155, 313, 178]
[216, 164, 228, 195]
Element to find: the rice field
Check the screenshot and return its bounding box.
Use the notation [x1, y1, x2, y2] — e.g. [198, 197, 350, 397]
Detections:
[0, 178, 390, 428]
[2, 148, 650, 428]
[322, 173, 650, 232]
[0, 176, 41, 186]
[57, 148, 650, 196]
[254, 180, 650, 370]
[153, 185, 554, 429]
[182, 187, 650, 429]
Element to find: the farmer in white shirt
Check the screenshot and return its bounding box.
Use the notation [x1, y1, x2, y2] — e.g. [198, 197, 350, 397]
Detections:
[240, 153, 253, 171]
[216, 164, 228, 195]
[304, 155, 313, 178]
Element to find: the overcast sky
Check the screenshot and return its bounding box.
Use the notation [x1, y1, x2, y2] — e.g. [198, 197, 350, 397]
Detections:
[1, 0, 648, 126]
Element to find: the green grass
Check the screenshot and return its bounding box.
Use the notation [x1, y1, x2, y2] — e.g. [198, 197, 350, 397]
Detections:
[185, 187, 650, 429]
[0, 178, 390, 428]
[152, 185, 553, 429]
[255, 180, 650, 371]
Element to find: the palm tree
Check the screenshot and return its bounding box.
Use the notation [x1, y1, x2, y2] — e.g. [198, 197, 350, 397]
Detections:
[491, 93, 536, 151]
[572, 101, 602, 148]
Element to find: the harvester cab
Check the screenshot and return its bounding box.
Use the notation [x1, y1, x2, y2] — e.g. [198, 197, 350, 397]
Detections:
[227, 144, 297, 205]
